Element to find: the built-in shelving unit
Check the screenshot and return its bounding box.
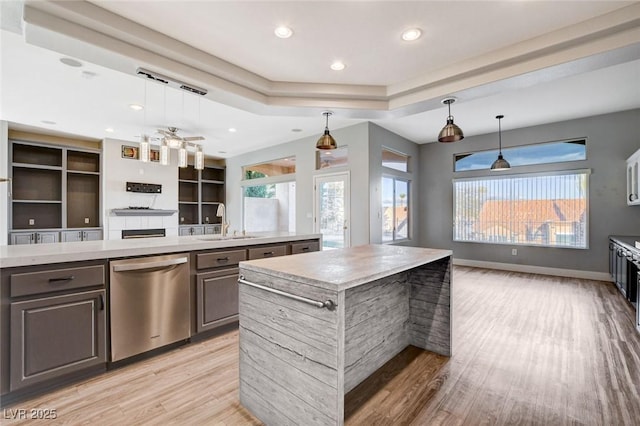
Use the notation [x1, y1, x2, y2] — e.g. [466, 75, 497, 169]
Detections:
[178, 164, 225, 235]
[8, 140, 102, 244]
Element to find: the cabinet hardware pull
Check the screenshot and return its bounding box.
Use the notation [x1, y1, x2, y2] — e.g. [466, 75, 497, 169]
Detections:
[264, 251, 274, 256]
[49, 276, 75, 283]
[217, 257, 230, 261]
[302, 247, 310, 251]
[99, 294, 105, 311]
[238, 275, 336, 311]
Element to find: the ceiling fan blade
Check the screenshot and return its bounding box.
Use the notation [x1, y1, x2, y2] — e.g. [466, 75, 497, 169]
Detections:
[183, 136, 205, 141]
[156, 129, 171, 136]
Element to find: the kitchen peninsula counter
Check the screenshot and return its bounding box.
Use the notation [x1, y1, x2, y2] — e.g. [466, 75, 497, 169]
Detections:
[0, 233, 321, 268]
[238, 244, 452, 425]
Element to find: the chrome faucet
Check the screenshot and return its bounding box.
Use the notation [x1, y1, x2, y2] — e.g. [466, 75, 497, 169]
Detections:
[216, 203, 229, 236]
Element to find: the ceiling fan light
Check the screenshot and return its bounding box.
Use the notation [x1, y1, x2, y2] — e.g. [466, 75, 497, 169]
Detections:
[160, 140, 170, 166]
[178, 142, 188, 168]
[139, 135, 150, 162]
[195, 146, 204, 170]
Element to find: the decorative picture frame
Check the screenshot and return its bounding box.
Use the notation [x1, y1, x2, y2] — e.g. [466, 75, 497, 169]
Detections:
[121, 145, 139, 159]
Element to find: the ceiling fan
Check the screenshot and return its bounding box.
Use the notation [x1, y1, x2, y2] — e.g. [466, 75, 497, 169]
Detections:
[156, 126, 204, 147]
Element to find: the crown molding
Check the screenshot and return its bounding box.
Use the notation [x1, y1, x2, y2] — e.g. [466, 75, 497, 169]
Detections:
[22, 1, 640, 117]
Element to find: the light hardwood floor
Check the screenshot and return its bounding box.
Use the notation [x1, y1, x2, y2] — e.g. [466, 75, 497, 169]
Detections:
[3, 267, 639, 425]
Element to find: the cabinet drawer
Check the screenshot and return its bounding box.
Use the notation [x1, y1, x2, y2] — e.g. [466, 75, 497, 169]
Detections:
[248, 244, 288, 260]
[197, 249, 247, 270]
[10, 265, 105, 298]
[290, 240, 320, 254]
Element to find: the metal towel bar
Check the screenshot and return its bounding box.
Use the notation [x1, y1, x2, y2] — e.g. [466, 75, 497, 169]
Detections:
[238, 275, 336, 311]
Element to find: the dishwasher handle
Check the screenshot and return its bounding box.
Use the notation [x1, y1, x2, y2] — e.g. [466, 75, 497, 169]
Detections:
[112, 256, 188, 272]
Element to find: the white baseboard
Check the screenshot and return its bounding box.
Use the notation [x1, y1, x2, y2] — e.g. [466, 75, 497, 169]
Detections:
[453, 258, 612, 282]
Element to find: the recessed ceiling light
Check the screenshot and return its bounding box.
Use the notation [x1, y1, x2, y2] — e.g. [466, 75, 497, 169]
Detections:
[129, 104, 144, 111]
[218, 151, 227, 154]
[330, 61, 345, 71]
[401, 28, 422, 41]
[228, 128, 237, 133]
[41, 120, 56, 125]
[291, 128, 302, 132]
[105, 128, 114, 133]
[60, 57, 82, 67]
[274, 26, 293, 38]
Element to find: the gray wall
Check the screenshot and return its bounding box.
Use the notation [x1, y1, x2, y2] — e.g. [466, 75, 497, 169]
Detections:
[419, 109, 640, 273]
[226, 123, 371, 245]
[368, 122, 420, 245]
[0, 121, 8, 245]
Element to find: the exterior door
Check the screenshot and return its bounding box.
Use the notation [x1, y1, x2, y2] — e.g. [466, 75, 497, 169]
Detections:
[314, 172, 350, 250]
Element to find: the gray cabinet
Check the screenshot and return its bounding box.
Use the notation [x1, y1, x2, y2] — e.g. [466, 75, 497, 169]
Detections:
[248, 244, 288, 260]
[179, 164, 225, 236]
[9, 140, 102, 244]
[2, 261, 107, 393]
[10, 231, 60, 245]
[10, 289, 106, 391]
[179, 226, 204, 236]
[193, 248, 246, 334]
[61, 229, 103, 242]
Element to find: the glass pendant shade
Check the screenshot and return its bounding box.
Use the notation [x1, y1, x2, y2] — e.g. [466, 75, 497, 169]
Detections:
[178, 142, 188, 168]
[195, 147, 204, 170]
[490, 115, 511, 171]
[316, 111, 337, 150]
[139, 135, 151, 162]
[438, 98, 464, 143]
[160, 141, 169, 166]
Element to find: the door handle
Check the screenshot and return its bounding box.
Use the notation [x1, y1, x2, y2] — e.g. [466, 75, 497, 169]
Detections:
[99, 294, 105, 311]
[112, 257, 188, 272]
[49, 276, 75, 283]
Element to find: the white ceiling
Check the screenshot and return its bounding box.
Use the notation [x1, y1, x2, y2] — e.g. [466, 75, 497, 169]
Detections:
[1, 1, 640, 158]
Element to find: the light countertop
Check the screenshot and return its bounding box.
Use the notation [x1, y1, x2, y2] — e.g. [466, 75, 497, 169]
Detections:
[0, 233, 321, 268]
[240, 244, 452, 291]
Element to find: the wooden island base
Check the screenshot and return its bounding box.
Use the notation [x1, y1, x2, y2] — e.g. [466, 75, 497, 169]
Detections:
[238, 244, 452, 425]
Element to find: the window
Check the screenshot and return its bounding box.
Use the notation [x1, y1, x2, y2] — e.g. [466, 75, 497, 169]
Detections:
[382, 148, 410, 172]
[317, 146, 348, 169]
[243, 182, 296, 233]
[382, 177, 410, 242]
[454, 139, 586, 172]
[243, 156, 295, 179]
[453, 170, 589, 248]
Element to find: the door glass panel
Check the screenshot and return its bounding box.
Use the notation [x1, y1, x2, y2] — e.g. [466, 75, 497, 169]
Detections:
[316, 176, 348, 250]
[395, 180, 409, 239]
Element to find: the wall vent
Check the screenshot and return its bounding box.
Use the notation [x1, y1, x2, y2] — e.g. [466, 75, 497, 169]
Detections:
[136, 68, 207, 96]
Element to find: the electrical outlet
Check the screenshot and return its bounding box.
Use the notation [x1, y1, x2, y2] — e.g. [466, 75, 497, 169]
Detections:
[28, 218, 35, 225]
[512, 248, 517, 256]
[84, 217, 90, 224]
[205, 216, 209, 222]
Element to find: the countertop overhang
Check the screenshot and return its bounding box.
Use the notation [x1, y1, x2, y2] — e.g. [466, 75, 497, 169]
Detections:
[0, 233, 322, 268]
[240, 244, 452, 291]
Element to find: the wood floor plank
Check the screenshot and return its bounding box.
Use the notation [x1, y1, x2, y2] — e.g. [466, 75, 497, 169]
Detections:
[3, 266, 639, 425]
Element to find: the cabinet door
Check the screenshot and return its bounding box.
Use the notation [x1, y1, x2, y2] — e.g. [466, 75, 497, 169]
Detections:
[196, 268, 239, 333]
[10, 289, 106, 391]
[83, 230, 103, 241]
[36, 232, 59, 244]
[10, 232, 35, 245]
[204, 225, 221, 235]
[179, 227, 192, 236]
[61, 230, 83, 242]
[192, 226, 205, 235]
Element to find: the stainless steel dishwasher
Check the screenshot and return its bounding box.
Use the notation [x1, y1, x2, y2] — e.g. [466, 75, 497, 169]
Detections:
[109, 253, 190, 362]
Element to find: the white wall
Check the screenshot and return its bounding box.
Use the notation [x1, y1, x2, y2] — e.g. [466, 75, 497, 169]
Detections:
[226, 123, 371, 245]
[0, 121, 8, 245]
[102, 138, 179, 239]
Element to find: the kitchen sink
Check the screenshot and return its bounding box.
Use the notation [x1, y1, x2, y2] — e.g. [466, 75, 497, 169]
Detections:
[197, 235, 258, 241]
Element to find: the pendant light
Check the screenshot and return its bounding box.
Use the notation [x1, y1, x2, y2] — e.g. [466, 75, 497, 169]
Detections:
[139, 135, 150, 162]
[316, 111, 337, 150]
[437, 97, 464, 143]
[178, 141, 188, 168]
[195, 146, 204, 170]
[159, 139, 169, 165]
[490, 115, 511, 171]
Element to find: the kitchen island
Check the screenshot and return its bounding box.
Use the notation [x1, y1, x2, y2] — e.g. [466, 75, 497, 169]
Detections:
[238, 244, 452, 425]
